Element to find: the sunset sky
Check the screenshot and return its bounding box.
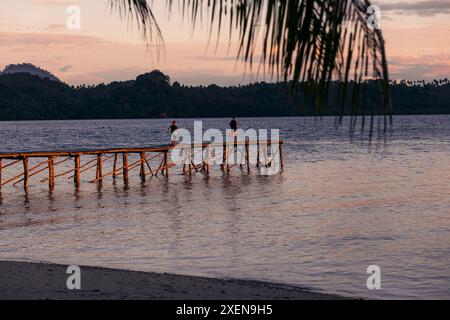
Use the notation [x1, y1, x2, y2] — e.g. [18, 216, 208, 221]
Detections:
[0, 0, 449, 86]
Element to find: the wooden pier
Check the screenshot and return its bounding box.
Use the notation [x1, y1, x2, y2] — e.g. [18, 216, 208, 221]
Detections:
[0, 140, 283, 192]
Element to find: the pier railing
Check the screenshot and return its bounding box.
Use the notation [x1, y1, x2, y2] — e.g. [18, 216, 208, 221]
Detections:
[0, 140, 283, 191]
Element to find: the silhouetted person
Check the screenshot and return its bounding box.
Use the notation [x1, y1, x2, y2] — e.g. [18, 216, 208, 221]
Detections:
[230, 117, 238, 133]
[168, 120, 178, 144]
[229, 116, 239, 155]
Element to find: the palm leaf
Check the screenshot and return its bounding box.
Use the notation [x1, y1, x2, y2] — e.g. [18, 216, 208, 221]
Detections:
[109, 0, 392, 121]
[108, 0, 164, 48]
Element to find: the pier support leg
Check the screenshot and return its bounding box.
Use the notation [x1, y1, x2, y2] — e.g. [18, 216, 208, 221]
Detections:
[48, 156, 55, 191]
[113, 154, 118, 179]
[238, 138, 243, 169]
[267, 140, 272, 167]
[96, 154, 103, 182]
[163, 151, 169, 179]
[279, 141, 284, 170]
[245, 140, 250, 173]
[74, 155, 81, 186]
[122, 153, 129, 184]
[256, 138, 260, 168]
[205, 146, 210, 175]
[188, 148, 192, 176]
[227, 142, 231, 172]
[0, 159, 2, 190]
[221, 142, 227, 172]
[140, 152, 146, 182]
[23, 157, 29, 191]
[183, 147, 187, 175]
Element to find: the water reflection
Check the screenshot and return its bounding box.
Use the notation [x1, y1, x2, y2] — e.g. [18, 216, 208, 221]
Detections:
[0, 116, 449, 299]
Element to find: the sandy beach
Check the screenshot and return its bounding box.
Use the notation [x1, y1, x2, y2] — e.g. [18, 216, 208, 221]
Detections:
[0, 261, 347, 300]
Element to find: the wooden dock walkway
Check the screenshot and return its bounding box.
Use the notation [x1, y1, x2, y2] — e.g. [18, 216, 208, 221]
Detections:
[0, 140, 283, 191]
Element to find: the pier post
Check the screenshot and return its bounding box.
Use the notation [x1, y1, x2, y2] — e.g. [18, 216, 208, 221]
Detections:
[122, 153, 129, 183]
[0, 159, 2, 189]
[140, 152, 146, 182]
[267, 140, 272, 167]
[23, 157, 29, 191]
[96, 154, 103, 182]
[221, 141, 227, 172]
[279, 141, 284, 170]
[74, 155, 81, 185]
[48, 156, 55, 191]
[163, 151, 169, 179]
[256, 138, 260, 168]
[186, 145, 191, 176]
[113, 154, 118, 178]
[227, 142, 231, 172]
[183, 147, 187, 174]
[205, 145, 210, 175]
[122, 153, 128, 184]
[245, 140, 250, 173]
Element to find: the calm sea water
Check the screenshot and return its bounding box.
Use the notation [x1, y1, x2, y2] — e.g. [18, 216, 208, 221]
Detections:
[0, 116, 449, 299]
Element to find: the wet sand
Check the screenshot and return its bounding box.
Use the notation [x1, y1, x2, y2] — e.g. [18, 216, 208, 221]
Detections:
[0, 261, 348, 300]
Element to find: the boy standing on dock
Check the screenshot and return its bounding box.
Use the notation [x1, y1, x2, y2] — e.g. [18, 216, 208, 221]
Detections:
[168, 120, 178, 145]
[229, 116, 238, 137]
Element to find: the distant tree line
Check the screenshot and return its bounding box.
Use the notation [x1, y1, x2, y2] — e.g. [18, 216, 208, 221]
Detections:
[0, 70, 449, 121]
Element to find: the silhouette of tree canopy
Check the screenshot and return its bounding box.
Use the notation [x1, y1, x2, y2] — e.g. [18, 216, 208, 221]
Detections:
[0, 71, 448, 121]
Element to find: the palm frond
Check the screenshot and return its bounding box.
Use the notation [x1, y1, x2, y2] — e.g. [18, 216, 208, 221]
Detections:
[109, 0, 164, 47]
[110, 0, 392, 119]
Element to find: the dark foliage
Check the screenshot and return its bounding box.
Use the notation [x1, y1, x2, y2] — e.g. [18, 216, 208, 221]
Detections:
[0, 71, 448, 121]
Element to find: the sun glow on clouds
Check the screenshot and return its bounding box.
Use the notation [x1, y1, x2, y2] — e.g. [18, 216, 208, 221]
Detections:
[0, 0, 449, 85]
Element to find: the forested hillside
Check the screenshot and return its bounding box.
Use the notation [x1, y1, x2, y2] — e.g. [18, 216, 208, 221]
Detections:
[0, 70, 449, 120]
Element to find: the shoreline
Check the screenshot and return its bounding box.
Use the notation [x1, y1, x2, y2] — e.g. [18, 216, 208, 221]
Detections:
[0, 261, 350, 300]
[0, 113, 448, 123]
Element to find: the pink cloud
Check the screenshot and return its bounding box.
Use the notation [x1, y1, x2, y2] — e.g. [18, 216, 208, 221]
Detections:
[0, 31, 113, 49]
[0, 24, 449, 85]
[389, 54, 450, 80]
[32, 0, 74, 5]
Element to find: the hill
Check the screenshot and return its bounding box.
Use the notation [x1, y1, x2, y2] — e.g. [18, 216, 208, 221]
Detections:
[1, 63, 60, 82]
